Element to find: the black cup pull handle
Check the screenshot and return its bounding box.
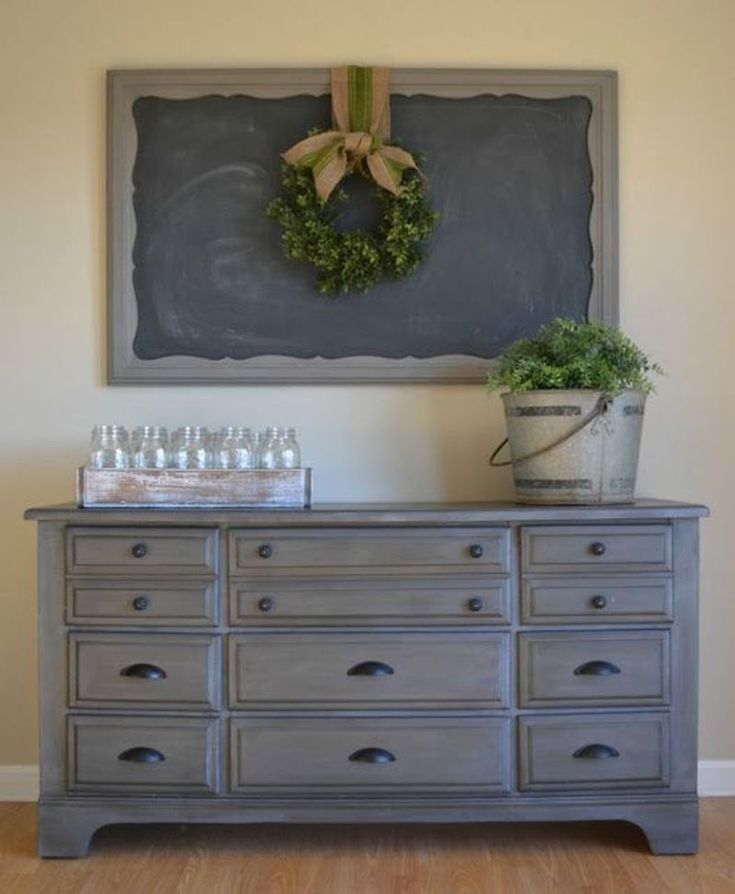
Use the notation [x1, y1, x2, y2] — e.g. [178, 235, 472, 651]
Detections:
[573, 660, 621, 676]
[348, 747, 396, 764]
[347, 661, 395, 677]
[131, 543, 147, 559]
[573, 743, 620, 760]
[118, 746, 166, 763]
[120, 663, 167, 680]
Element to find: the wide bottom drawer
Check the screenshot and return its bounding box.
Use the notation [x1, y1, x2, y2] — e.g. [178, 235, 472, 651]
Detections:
[230, 716, 511, 793]
[68, 716, 219, 793]
[519, 713, 670, 791]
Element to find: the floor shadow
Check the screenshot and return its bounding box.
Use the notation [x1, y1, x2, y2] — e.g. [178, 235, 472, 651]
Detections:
[87, 819, 649, 858]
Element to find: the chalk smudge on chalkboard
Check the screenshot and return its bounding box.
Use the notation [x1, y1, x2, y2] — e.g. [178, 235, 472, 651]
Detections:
[131, 92, 593, 362]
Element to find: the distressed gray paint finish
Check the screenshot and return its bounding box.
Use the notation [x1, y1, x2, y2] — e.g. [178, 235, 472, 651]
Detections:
[66, 578, 218, 626]
[230, 716, 512, 793]
[518, 713, 670, 790]
[25, 500, 707, 857]
[69, 632, 221, 710]
[232, 576, 511, 626]
[68, 716, 219, 793]
[522, 525, 672, 573]
[521, 575, 673, 624]
[229, 631, 510, 709]
[518, 630, 670, 707]
[231, 528, 511, 574]
[67, 527, 218, 576]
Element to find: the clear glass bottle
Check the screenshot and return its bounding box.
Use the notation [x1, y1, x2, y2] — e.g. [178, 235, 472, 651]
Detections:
[89, 425, 130, 470]
[214, 426, 255, 470]
[132, 426, 168, 470]
[280, 427, 301, 469]
[258, 427, 284, 470]
[252, 430, 263, 467]
[171, 426, 210, 470]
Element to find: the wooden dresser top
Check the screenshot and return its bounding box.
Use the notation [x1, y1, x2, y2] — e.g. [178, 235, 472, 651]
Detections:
[25, 499, 709, 525]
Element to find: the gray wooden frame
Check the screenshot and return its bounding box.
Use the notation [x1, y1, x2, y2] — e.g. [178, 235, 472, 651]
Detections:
[107, 68, 618, 385]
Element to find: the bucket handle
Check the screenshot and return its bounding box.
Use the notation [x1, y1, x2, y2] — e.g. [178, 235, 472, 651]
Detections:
[489, 394, 612, 468]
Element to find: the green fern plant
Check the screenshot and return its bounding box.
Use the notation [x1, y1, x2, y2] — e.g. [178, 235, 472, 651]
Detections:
[487, 318, 662, 396]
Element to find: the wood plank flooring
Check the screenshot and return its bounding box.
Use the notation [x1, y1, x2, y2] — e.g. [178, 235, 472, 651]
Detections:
[0, 800, 734, 893]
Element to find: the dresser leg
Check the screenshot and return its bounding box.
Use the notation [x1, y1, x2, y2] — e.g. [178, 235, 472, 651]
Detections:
[633, 801, 699, 855]
[37, 804, 100, 858]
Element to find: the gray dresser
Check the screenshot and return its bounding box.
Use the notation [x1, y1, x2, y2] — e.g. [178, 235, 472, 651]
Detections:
[25, 500, 707, 857]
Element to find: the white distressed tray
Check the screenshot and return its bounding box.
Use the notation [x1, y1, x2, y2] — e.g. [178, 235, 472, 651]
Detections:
[77, 467, 312, 508]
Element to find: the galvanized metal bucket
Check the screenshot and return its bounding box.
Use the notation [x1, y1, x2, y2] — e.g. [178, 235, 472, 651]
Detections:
[490, 389, 646, 505]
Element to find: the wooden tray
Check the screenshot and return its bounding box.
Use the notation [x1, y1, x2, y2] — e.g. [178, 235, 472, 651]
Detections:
[77, 467, 312, 508]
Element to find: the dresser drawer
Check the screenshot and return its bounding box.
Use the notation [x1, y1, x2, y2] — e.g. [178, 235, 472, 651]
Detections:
[67, 527, 218, 576]
[69, 633, 220, 709]
[521, 526, 672, 574]
[66, 579, 217, 626]
[232, 576, 510, 625]
[68, 716, 219, 793]
[230, 528, 510, 574]
[229, 631, 510, 709]
[519, 713, 670, 790]
[230, 716, 511, 793]
[518, 631, 670, 707]
[521, 576, 673, 624]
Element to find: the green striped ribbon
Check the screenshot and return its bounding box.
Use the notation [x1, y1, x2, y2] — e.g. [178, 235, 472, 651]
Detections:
[347, 66, 372, 133]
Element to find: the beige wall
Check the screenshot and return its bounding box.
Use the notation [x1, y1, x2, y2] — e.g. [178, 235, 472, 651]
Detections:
[1, 0, 733, 764]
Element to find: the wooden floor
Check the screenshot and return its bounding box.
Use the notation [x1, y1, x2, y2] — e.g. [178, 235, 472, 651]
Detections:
[1, 801, 734, 893]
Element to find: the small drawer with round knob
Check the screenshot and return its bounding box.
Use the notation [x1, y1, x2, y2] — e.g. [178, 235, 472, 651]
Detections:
[521, 526, 672, 574]
[521, 576, 673, 624]
[230, 529, 510, 574]
[66, 579, 218, 626]
[67, 527, 218, 575]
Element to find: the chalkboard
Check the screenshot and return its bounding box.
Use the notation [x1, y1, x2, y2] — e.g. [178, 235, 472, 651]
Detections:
[108, 70, 617, 383]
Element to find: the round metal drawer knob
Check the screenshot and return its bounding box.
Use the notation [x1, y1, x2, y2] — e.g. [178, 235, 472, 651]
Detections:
[132, 595, 150, 612]
[468, 597, 484, 613]
[258, 597, 274, 613]
[590, 541, 606, 557]
[469, 544, 484, 559]
[131, 543, 148, 559]
[258, 544, 273, 559]
[591, 594, 608, 610]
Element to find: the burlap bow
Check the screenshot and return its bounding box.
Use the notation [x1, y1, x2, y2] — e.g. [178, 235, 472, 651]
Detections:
[282, 66, 417, 201]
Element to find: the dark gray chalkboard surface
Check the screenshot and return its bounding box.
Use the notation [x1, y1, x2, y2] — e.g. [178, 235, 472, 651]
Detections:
[108, 70, 617, 383]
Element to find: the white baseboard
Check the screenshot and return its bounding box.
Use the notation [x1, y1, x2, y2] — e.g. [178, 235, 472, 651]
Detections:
[0, 762, 732, 802]
[0, 766, 39, 801]
[698, 760, 735, 796]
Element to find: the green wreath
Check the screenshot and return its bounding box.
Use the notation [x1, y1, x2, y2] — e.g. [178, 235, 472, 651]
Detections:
[267, 160, 438, 296]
